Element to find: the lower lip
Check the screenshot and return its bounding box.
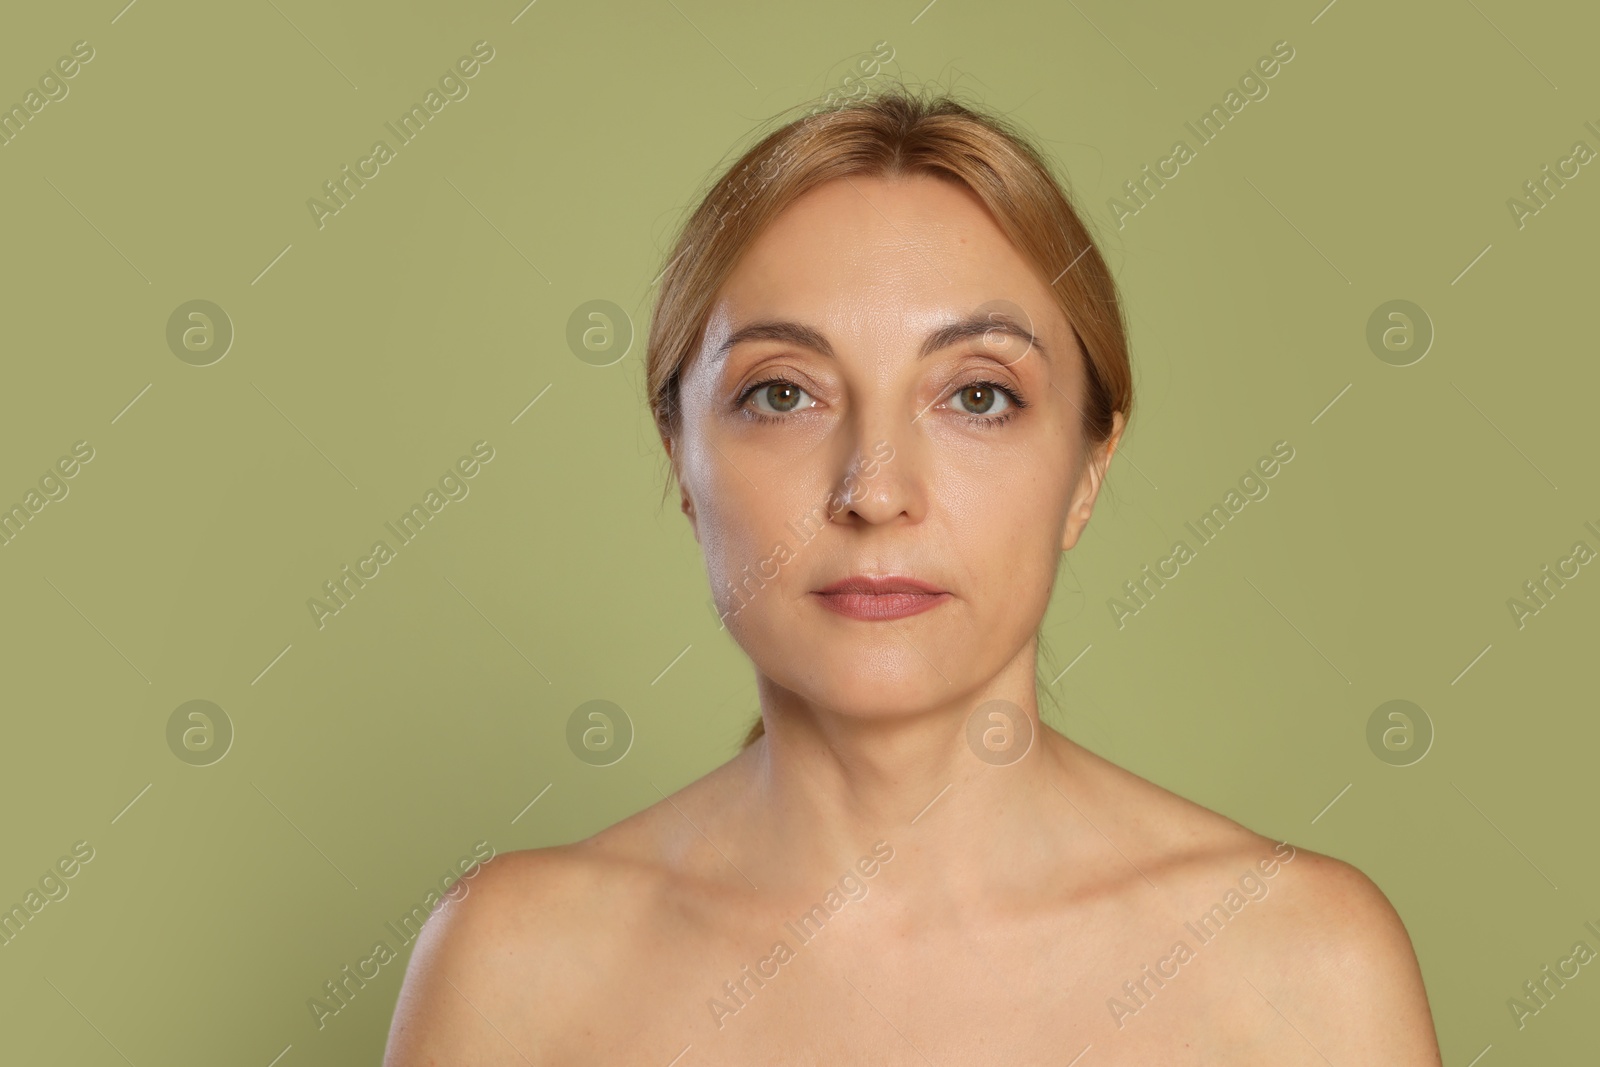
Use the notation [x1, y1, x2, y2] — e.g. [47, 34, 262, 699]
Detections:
[811, 591, 951, 621]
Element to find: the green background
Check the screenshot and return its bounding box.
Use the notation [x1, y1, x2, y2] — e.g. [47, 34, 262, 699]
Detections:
[1, 0, 1595, 1061]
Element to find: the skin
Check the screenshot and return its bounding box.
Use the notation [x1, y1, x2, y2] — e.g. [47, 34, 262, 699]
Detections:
[383, 174, 1444, 1065]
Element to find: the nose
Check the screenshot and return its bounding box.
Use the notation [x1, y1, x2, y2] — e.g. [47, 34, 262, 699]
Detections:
[829, 418, 921, 527]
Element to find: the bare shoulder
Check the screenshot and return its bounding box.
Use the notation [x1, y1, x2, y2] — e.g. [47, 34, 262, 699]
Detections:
[380, 846, 588, 1065]
[1228, 842, 1443, 1063]
[1062, 737, 1441, 1061]
[380, 766, 744, 1065]
[381, 840, 663, 1065]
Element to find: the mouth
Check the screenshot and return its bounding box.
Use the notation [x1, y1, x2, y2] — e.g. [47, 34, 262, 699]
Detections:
[810, 575, 951, 621]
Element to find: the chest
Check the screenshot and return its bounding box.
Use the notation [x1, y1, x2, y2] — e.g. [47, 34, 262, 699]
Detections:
[529, 904, 1314, 1065]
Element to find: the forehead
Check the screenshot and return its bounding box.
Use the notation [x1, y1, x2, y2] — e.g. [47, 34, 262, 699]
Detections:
[706, 173, 1064, 346]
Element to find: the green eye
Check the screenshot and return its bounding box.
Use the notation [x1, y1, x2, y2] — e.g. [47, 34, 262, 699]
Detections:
[954, 382, 1013, 416]
[746, 379, 814, 416]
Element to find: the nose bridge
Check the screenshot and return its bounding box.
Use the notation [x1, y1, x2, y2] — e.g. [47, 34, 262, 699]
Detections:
[832, 399, 918, 524]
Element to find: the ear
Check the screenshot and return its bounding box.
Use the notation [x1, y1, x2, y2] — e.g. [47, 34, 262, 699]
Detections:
[663, 433, 700, 542]
[1060, 409, 1125, 553]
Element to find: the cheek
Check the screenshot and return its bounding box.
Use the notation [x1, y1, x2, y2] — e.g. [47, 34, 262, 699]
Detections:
[935, 438, 1073, 583]
[691, 461, 811, 599]
[681, 409, 843, 586]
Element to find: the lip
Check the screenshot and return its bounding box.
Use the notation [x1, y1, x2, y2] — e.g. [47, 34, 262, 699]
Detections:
[811, 574, 951, 621]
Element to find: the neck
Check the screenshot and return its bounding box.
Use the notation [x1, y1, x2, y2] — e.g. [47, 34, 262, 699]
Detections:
[725, 642, 1092, 902]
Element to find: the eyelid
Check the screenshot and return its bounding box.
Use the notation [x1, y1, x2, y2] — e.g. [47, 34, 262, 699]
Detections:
[733, 364, 1027, 423]
[738, 375, 820, 417]
[947, 356, 1027, 396]
[957, 347, 1037, 377]
[733, 356, 823, 395]
[943, 376, 1027, 421]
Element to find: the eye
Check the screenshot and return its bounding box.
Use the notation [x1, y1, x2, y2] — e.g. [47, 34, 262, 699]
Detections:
[948, 380, 1024, 422]
[741, 377, 817, 419]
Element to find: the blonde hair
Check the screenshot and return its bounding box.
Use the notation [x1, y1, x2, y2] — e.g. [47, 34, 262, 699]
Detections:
[645, 85, 1133, 750]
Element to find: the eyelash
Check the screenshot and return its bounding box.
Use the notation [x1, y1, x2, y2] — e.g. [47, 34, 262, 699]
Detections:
[735, 375, 1029, 428]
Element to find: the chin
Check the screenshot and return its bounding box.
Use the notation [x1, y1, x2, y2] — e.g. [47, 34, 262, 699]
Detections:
[786, 679, 959, 725]
[749, 629, 977, 719]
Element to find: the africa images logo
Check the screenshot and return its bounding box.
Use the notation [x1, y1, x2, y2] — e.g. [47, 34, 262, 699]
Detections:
[306, 41, 496, 230]
[706, 841, 895, 1029]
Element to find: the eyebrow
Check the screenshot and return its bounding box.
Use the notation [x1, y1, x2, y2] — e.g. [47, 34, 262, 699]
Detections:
[712, 311, 1050, 366]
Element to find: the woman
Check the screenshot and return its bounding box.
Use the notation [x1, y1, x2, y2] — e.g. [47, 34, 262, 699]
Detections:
[385, 87, 1443, 1064]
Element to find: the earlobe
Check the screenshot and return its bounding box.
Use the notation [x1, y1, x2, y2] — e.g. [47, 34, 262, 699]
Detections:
[679, 485, 699, 542]
[662, 432, 698, 539]
[1059, 412, 1125, 553]
[1059, 501, 1088, 553]
[1059, 470, 1094, 552]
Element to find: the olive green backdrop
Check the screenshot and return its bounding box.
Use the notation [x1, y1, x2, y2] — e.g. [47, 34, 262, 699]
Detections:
[1, 0, 1595, 1062]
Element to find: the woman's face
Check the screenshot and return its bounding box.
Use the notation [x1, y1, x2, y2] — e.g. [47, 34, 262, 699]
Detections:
[671, 173, 1120, 721]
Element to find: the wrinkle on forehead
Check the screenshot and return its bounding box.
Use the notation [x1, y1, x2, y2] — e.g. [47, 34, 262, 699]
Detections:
[686, 174, 1073, 382]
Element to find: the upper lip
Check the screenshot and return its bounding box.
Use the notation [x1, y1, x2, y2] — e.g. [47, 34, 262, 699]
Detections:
[814, 575, 948, 595]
